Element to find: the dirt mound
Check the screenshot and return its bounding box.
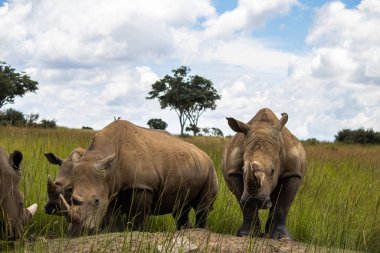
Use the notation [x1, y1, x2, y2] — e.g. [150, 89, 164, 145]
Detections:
[24, 229, 360, 253]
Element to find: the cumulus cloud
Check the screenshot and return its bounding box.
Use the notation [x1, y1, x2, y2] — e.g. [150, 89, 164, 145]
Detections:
[203, 0, 298, 38]
[0, 0, 379, 141]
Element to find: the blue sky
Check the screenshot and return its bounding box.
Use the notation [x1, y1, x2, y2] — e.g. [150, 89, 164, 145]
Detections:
[0, 0, 379, 141]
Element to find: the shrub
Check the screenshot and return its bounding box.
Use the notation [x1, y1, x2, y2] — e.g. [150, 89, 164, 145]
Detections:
[335, 128, 380, 144]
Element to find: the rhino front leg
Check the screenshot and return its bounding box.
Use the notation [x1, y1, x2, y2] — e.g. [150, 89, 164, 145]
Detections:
[265, 176, 300, 240]
[237, 202, 261, 237]
[127, 189, 153, 230]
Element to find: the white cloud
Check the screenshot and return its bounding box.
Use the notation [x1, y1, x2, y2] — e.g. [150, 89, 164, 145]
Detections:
[203, 0, 298, 38]
[1, 0, 380, 141]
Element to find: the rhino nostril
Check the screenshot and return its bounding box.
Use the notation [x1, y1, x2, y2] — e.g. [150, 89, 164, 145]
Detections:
[65, 186, 73, 194]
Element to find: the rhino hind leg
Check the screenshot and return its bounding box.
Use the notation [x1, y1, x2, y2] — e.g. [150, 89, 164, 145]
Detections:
[265, 176, 301, 240]
[173, 206, 192, 229]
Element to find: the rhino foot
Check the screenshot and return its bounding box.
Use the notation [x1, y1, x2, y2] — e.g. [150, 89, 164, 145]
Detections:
[236, 226, 261, 237]
[270, 225, 292, 240]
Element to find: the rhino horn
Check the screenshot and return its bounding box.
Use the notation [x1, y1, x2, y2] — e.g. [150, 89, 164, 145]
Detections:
[275, 113, 288, 131]
[253, 171, 265, 188]
[59, 194, 71, 212]
[47, 175, 56, 191]
[26, 203, 38, 217]
[72, 194, 84, 205]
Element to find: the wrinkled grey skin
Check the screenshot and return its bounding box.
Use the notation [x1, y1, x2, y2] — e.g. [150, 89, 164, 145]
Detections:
[44, 147, 85, 215]
[222, 108, 306, 239]
[0, 148, 37, 239]
[61, 120, 219, 236]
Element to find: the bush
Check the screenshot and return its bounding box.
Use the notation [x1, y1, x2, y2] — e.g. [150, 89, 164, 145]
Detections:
[0, 108, 57, 128]
[335, 128, 380, 144]
[147, 118, 168, 130]
[40, 119, 57, 128]
[0, 108, 26, 126]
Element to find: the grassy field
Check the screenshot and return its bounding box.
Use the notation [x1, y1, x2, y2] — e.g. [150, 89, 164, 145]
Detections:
[0, 126, 379, 252]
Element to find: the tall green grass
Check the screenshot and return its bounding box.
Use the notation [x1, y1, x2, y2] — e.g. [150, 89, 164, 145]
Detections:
[0, 127, 379, 252]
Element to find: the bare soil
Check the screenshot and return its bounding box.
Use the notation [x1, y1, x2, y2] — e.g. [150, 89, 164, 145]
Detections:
[24, 229, 360, 253]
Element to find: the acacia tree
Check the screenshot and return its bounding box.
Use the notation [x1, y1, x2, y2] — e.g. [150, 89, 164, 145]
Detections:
[147, 118, 168, 130]
[147, 66, 220, 136]
[184, 75, 220, 135]
[0, 61, 38, 108]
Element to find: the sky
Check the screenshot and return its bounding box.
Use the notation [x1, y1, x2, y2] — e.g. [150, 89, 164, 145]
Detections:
[0, 0, 379, 141]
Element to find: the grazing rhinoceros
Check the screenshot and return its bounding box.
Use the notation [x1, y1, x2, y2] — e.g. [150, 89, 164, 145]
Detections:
[222, 108, 306, 239]
[43, 147, 86, 215]
[59, 120, 218, 236]
[0, 147, 37, 239]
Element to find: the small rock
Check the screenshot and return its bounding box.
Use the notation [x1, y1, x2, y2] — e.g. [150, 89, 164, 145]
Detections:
[157, 236, 198, 253]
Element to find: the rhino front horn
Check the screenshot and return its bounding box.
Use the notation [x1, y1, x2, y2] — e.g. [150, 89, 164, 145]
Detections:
[26, 203, 38, 217]
[59, 194, 71, 212]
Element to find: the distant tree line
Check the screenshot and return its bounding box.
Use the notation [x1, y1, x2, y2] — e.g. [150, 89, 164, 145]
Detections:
[0, 108, 57, 128]
[335, 128, 380, 144]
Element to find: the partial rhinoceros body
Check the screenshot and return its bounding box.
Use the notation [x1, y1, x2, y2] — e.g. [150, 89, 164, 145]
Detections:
[222, 108, 306, 239]
[62, 120, 218, 236]
[44, 147, 86, 215]
[0, 147, 37, 239]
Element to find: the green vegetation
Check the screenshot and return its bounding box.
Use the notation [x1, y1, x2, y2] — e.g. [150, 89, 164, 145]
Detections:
[0, 61, 38, 109]
[335, 128, 380, 144]
[0, 108, 56, 128]
[147, 118, 168, 130]
[146, 66, 221, 136]
[0, 127, 379, 252]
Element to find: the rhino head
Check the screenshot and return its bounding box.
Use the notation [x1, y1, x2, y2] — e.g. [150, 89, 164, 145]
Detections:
[60, 153, 115, 236]
[44, 148, 85, 215]
[227, 113, 288, 209]
[0, 150, 37, 239]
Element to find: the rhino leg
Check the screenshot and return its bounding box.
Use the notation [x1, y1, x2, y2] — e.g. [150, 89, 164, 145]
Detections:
[191, 171, 219, 229]
[228, 174, 244, 200]
[173, 206, 192, 229]
[102, 203, 125, 232]
[228, 174, 260, 237]
[126, 189, 153, 230]
[265, 176, 300, 240]
[237, 203, 261, 237]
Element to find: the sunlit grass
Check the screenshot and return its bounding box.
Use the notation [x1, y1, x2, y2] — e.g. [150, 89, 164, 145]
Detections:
[0, 127, 379, 252]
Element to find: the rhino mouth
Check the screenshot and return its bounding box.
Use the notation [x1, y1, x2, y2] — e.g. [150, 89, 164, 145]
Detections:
[44, 201, 62, 215]
[240, 193, 272, 209]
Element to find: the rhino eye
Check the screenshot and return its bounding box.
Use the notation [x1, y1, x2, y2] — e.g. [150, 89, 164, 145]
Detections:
[270, 169, 275, 176]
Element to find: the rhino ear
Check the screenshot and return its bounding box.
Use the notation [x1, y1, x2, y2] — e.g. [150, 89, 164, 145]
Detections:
[44, 153, 63, 166]
[227, 117, 251, 135]
[94, 153, 116, 171]
[275, 113, 288, 131]
[9, 150, 23, 171]
[70, 148, 85, 163]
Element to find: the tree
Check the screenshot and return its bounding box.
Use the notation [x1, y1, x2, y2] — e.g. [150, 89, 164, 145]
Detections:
[0, 108, 26, 126]
[40, 119, 57, 128]
[211, 127, 224, 137]
[25, 113, 39, 127]
[335, 128, 380, 144]
[184, 75, 220, 136]
[147, 66, 220, 136]
[147, 118, 168, 130]
[185, 124, 200, 136]
[0, 61, 38, 108]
